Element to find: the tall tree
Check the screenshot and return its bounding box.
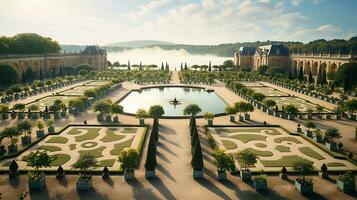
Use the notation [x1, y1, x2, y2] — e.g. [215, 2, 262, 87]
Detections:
[191, 137, 203, 171]
[184, 62, 188, 70]
[145, 131, 157, 171]
[58, 66, 64, 77]
[161, 62, 164, 70]
[308, 71, 314, 84]
[39, 68, 43, 80]
[298, 66, 304, 82]
[208, 61, 212, 72]
[321, 69, 327, 85]
[0, 64, 19, 85]
[52, 66, 57, 78]
[128, 60, 131, 70]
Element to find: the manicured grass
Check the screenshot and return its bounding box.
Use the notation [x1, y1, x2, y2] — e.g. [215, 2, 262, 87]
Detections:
[98, 159, 116, 167]
[39, 145, 61, 152]
[275, 145, 290, 152]
[79, 146, 106, 158]
[46, 136, 68, 144]
[222, 140, 237, 150]
[122, 128, 138, 133]
[260, 155, 312, 167]
[50, 154, 71, 166]
[75, 128, 101, 142]
[100, 128, 126, 142]
[244, 148, 273, 157]
[110, 137, 134, 156]
[261, 129, 281, 136]
[255, 143, 267, 148]
[2, 161, 12, 167]
[299, 147, 325, 160]
[81, 142, 98, 148]
[229, 134, 267, 143]
[273, 137, 302, 144]
[327, 162, 346, 167]
[67, 129, 82, 135]
[69, 144, 76, 150]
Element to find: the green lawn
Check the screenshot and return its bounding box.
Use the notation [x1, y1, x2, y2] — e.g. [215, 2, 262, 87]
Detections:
[50, 154, 71, 166]
[101, 128, 126, 142]
[79, 146, 106, 158]
[39, 145, 61, 152]
[222, 140, 237, 150]
[110, 137, 134, 156]
[275, 145, 291, 152]
[273, 137, 302, 144]
[81, 142, 98, 148]
[69, 144, 76, 150]
[98, 159, 116, 167]
[299, 147, 325, 160]
[255, 143, 267, 148]
[244, 148, 273, 157]
[229, 134, 267, 143]
[122, 128, 138, 133]
[74, 128, 101, 142]
[327, 162, 346, 167]
[46, 136, 68, 144]
[260, 155, 312, 167]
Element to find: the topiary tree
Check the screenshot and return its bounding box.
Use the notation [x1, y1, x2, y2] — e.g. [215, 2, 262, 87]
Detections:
[283, 104, 299, 117]
[183, 104, 202, 117]
[2, 127, 20, 151]
[16, 120, 32, 136]
[263, 99, 276, 108]
[293, 161, 313, 185]
[135, 108, 148, 124]
[119, 148, 139, 172]
[73, 154, 98, 181]
[251, 92, 266, 102]
[149, 105, 165, 119]
[304, 121, 316, 131]
[93, 100, 112, 121]
[9, 160, 19, 177]
[236, 150, 257, 171]
[144, 134, 157, 173]
[212, 149, 235, 172]
[27, 151, 54, 180]
[191, 138, 204, 171]
[203, 112, 214, 125]
[225, 105, 237, 122]
[325, 128, 341, 143]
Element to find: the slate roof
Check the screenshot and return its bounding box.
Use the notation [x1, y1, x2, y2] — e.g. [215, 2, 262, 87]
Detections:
[238, 47, 256, 55]
[256, 44, 289, 56]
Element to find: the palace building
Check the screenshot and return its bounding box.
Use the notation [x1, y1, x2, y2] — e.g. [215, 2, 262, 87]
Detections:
[0, 45, 107, 76]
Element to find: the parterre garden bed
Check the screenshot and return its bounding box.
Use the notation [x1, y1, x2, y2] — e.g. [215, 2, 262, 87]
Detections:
[265, 96, 330, 113]
[248, 86, 288, 97]
[0, 125, 146, 172]
[209, 126, 357, 172]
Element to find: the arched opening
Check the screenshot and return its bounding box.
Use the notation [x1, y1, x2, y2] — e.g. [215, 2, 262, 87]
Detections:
[328, 63, 337, 73]
[312, 62, 318, 76]
[320, 62, 327, 72]
[32, 61, 40, 72]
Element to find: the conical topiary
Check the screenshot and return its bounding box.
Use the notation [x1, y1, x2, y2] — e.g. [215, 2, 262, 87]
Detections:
[191, 128, 198, 147]
[190, 119, 197, 137]
[191, 138, 203, 171]
[321, 163, 328, 173]
[9, 160, 18, 173]
[145, 135, 157, 171]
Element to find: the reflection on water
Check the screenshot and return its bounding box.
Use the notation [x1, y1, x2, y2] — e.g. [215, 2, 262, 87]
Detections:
[107, 47, 230, 71]
[119, 87, 227, 117]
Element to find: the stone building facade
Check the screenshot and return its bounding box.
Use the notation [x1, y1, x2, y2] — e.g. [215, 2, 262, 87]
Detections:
[0, 45, 107, 76]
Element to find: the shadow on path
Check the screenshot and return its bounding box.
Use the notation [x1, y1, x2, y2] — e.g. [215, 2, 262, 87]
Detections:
[157, 142, 178, 157]
[156, 151, 171, 163]
[148, 178, 176, 200]
[127, 179, 158, 200]
[157, 165, 176, 182]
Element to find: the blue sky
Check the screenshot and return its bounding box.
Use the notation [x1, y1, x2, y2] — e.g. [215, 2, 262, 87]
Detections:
[0, 0, 356, 45]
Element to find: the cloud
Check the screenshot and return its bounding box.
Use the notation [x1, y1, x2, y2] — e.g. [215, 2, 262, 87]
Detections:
[124, 0, 171, 21]
[291, 0, 302, 7]
[290, 24, 343, 42]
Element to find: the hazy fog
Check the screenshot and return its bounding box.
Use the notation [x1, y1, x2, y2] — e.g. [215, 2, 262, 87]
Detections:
[107, 47, 230, 70]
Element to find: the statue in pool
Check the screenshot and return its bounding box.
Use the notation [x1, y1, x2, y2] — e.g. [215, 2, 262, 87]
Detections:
[169, 97, 181, 105]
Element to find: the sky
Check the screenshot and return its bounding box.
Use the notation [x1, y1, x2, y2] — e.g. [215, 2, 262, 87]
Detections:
[0, 0, 356, 45]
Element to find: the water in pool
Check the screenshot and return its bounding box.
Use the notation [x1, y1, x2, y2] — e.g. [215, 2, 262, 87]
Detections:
[119, 87, 227, 117]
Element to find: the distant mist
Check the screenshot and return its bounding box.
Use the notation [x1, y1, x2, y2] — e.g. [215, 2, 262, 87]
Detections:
[107, 47, 230, 70]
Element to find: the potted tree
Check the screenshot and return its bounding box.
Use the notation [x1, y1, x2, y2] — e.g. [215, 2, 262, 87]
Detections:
[241, 102, 254, 120]
[293, 161, 314, 194]
[36, 121, 45, 138]
[225, 106, 237, 122]
[145, 135, 157, 178]
[306, 108, 314, 120]
[279, 166, 288, 179]
[135, 108, 148, 125]
[56, 166, 65, 178]
[2, 127, 20, 153]
[0, 104, 9, 120]
[184, 104, 202, 124]
[304, 121, 316, 138]
[324, 128, 341, 151]
[8, 160, 19, 179]
[27, 151, 54, 190]
[119, 148, 139, 180]
[102, 166, 110, 179]
[13, 103, 26, 119]
[252, 174, 268, 191]
[203, 112, 214, 126]
[17, 120, 32, 145]
[336, 171, 355, 193]
[47, 120, 55, 133]
[73, 154, 98, 190]
[28, 105, 39, 119]
[149, 105, 165, 123]
[234, 102, 245, 121]
[111, 104, 123, 122]
[283, 104, 299, 120]
[93, 99, 112, 122]
[212, 149, 235, 181]
[263, 99, 276, 115]
[236, 150, 257, 181]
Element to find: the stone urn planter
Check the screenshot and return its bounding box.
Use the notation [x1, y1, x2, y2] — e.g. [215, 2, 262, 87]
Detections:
[28, 174, 46, 190]
[8, 144, 17, 153]
[145, 169, 156, 178]
[253, 178, 268, 191]
[244, 114, 250, 120]
[207, 119, 213, 126]
[139, 118, 145, 125]
[36, 130, 45, 138]
[76, 176, 92, 191]
[240, 170, 251, 181]
[229, 116, 235, 122]
[217, 170, 226, 181]
[305, 130, 313, 138]
[21, 135, 32, 145]
[193, 169, 204, 179]
[325, 141, 337, 151]
[124, 169, 135, 180]
[48, 126, 55, 133]
[113, 116, 119, 122]
[337, 179, 355, 193]
[294, 179, 313, 194]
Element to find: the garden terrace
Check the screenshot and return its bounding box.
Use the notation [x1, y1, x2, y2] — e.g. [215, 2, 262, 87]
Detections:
[247, 86, 289, 97]
[59, 85, 97, 96]
[264, 96, 331, 113]
[25, 95, 80, 110]
[209, 126, 357, 172]
[0, 125, 147, 172]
